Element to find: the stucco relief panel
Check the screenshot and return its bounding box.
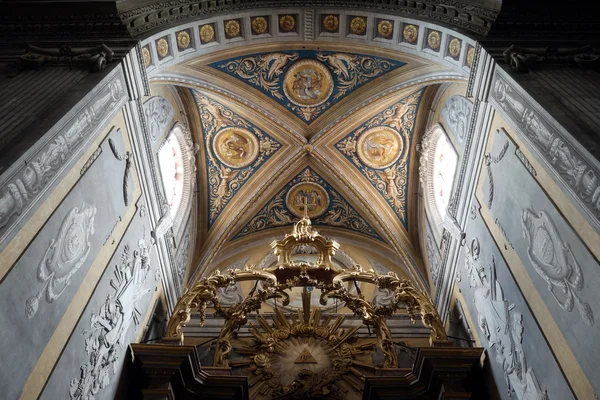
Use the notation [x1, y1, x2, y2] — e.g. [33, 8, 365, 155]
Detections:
[441, 95, 472, 144]
[424, 220, 442, 288]
[480, 127, 600, 393]
[0, 72, 126, 248]
[174, 217, 192, 294]
[144, 96, 175, 144]
[25, 203, 97, 319]
[0, 127, 134, 400]
[457, 203, 575, 400]
[40, 198, 159, 400]
[491, 74, 600, 232]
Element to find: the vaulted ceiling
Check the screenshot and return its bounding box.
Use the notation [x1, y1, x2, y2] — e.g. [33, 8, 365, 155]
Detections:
[160, 41, 465, 291]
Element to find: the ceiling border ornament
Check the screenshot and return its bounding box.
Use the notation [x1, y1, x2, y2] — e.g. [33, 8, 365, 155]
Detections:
[209, 50, 404, 123]
[190, 90, 282, 228]
[234, 167, 383, 241]
[336, 89, 424, 227]
[120, 2, 498, 37]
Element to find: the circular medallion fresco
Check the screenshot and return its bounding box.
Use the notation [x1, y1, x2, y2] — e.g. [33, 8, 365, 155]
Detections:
[213, 127, 259, 168]
[283, 59, 334, 107]
[286, 182, 330, 218]
[357, 126, 405, 169]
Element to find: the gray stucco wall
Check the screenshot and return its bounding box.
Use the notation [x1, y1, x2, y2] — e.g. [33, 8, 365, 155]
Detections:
[40, 196, 159, 400]
[482, 127, 600, 395]
[458, 197, 575, 399]
[0, 126, 132, 400]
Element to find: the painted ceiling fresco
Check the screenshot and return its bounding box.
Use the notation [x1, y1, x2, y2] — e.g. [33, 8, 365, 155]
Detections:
[190, 89, 282, 228]
[209, 50, 405, 123]
[336, 89, 424, 228]
[234, 167, 383, 242]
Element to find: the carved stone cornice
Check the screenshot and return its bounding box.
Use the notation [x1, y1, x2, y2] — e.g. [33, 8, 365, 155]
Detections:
[118, 0, 498, 37]
[0, 1, 129, 39]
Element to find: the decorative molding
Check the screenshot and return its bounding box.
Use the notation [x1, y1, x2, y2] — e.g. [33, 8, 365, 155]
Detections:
[191, 90, 281, 228]
[442, 213, 464, 242]
[521, 207, 594, 326]
[69, 236, 153, 399]
[25, 203, 97, 319]
[143, 97, 175, 143]
[463, 247, 547, 400]
[466, 43, 482, 98]
[304, 10, 315, 41]
[174, 223, 192, 291]
[0, 73, 125, 245]
[336, 90, 423, 227]
[234, 167, 383, 241]
[121, 1, 497, 37]
[492, 76, 600, 231]
[469, 203, 479, 220]
[502, 44, 598, 73]
[18, 44, 114, 73]
[425, 231, 441, 287]
[446, 98, 482, 218]
[108, 135, 133, 206]
[515, 148, 537, 177]
[494, 218, 514, 250]
[484, 139, 509, 209]
[80, 146, 102, 176]
[441, 96, 473, 143]
[210, 50, 404, 123]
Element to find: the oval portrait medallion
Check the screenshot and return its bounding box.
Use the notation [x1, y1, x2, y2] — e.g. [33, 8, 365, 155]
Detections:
[213, 127, 259, 168]
[357, 126, 405, 169]
[283, 59, 334, 107]
[286, 182, 330, 218]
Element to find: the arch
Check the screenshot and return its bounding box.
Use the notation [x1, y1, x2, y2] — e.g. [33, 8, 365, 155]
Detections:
[157, 123, 198, 235]
[419, 123, 458, 239]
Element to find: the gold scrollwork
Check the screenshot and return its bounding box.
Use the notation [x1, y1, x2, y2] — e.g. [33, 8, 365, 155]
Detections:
[163, 215, 446, 374]
[318, 266, 447, 366]
[240, 308, 368, 398]
[163, 266, 286, 345]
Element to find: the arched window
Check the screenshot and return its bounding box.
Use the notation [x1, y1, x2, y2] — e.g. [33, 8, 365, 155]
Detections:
[157, 124, 197, 234]
[158, 130, 185, 216]
[419, 124, 458, 239]
[432, 133, 458, 221]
